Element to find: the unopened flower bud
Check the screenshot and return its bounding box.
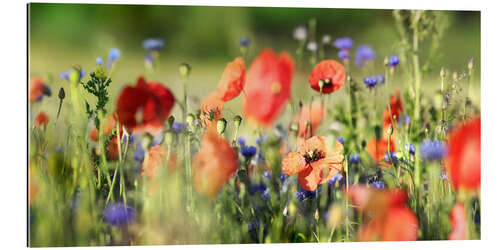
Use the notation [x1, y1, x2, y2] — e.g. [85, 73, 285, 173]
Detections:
[58, 87, 65, 100]
[186, 113, 195, 128]
[233, 115, 242, 129]
[164, 131, 174, 146]
[387, 123, 393, 136]
[141, 133, 153, 151]
[468, 57, 474, 71]
[179, 63, 191, 78]
[167, 115, 175, 130]
[384, 56, 389, 67]
[217, 118, 227, 135]
[69, 68, 81, 84]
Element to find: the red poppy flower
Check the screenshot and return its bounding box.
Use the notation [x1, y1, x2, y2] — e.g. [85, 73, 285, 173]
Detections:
[34, 111, 49, 127]
[294, 101, 325, 138]
[200, 91, 225, 132]
[367, 138, 395, 167]
[106, 136, 119, 161]
[193, 132, 238, 198]
[308, 59, 345, 94]
[383, 90, 404, 128]
[30, 77, 51, 102]
[348, 186, 418, 241]
[116, 77, 175, 135]
[282, 136, 344, 191]
[446, 117, 480, 191]
[216, 57, 246, 102]
[448, 202, 466, 240]
[243, 49, 294, 128]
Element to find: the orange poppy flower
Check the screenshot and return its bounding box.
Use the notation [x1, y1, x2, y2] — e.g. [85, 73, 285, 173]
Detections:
[141, 145, 178, 180]
[34, 111, 49, 127]
[200, 91, 225, 132]
[294, 101, 325, 138]
[383, 90, 404, 128]
[366, 138, 395, 167]
[446, 117, 481, 191]
[116, 77, 175, 135]
[29, 77, 51, 102]
[243, 49, 294, 128]
[282, 136, 343, 191]
[448, 202, 466, 240]
[308, 59, 345, 94]
[348, 186, 418, 241]
[193, 132, 238, 198]
[216, 57, 246, 102]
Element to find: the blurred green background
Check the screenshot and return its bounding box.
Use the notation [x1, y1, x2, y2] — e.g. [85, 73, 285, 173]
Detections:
[28, 3, 480, 125]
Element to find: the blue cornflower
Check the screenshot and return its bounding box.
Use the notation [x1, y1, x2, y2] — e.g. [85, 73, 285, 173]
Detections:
[363, 76, 378, 88]
[388, 55, 400, 67]
[337, 137, 344, 145]
[280, 172, 286, 184]
[376, 74, 385, 84]
[355, 45, 376, 66]
[384, 152, 398, 163]
[123, 134, 135, 144]
[241, 145, 257, 159]
[403, 115, 411, 125]
[338, 50, 349, 60]
[349, 154, 360, 164]
[370, 180, 385, 189]
[133, 146, 145, 163]
[238, 37, 251, 47]
[96, 57, 104, 66]
[405, 143, 416, 155]
[333, 37, 354, 50]
[172, 122, 185, 133]
[420, 140, 447, 161]
[261, 188, 271, 200]
[296, 187, 321, 202]
[142, 38, 165, 51]
[262, 170, 271, 180]
[103, 203, 136, 227]
[237, 137, 246, 146]
[328, 173, 344, 188]
[107, 48, 121, 68]
[249, 183, 267, 195]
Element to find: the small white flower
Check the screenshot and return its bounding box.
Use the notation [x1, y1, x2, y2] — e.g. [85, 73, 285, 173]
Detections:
[322, 35, 331, 44]
[307, 42, 318, 51]
[293, 26, 307, 41]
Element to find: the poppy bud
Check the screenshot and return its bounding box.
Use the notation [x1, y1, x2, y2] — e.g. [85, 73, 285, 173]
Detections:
[234, 115, 242, 129]
[440, 67, 446, 78]
[179, 63, 191, 78]
[314, 208, 319, 221]
[141, 133, 153, 151]
[217, 118, 227, 135]
[384, 56, 389, 67]
[58, 87, 65, 100]
[167, 116, 175, 130]
[387, 123, 393, 137]
[468, 57, 474, 71]
[186, 113, 195, 128]
[69, 68, 81, 84]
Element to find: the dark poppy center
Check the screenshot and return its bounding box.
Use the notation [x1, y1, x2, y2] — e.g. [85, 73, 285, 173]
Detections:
[303, 149, 325, 164]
